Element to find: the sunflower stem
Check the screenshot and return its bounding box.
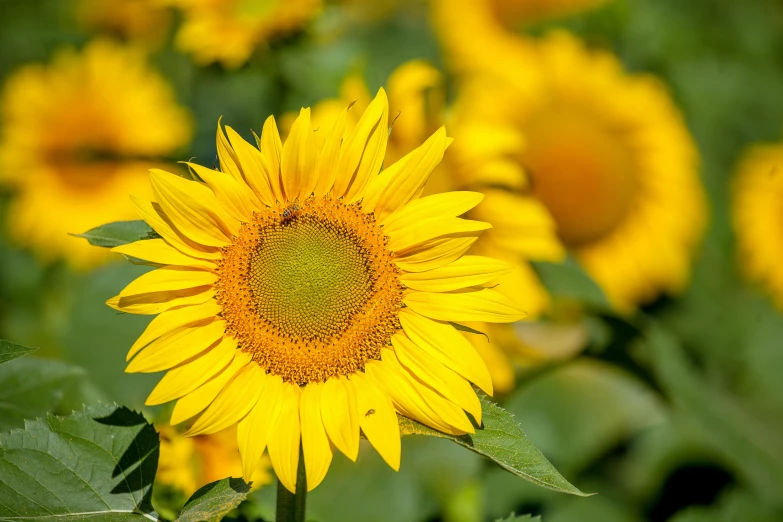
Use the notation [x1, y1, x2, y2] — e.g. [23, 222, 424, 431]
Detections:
[276, 447, 307, 522]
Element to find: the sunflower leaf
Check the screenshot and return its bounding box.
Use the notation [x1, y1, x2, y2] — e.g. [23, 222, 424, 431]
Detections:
[0, 403, 160, 521]
[73, 220, 160, 248]
[0, 339, 37, 365]
[531, 257, 609, 310]
[398, 395, 588, 496]
[0, 356, 86, 431]
[176, 478, 251, 522]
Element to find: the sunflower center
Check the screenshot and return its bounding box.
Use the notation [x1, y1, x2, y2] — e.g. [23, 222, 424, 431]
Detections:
[522, 108, 637, 247]
[217, 196, 404, 384]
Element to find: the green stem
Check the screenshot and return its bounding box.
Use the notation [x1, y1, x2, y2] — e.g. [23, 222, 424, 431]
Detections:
[276, 447, 307, 522]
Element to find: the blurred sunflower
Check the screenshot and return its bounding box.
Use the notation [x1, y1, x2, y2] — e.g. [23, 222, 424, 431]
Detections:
[108, 89, 524, 492]
[431, 0, 612, 73]
[0, 40, 191, 268]
[446, 31, 706, 310]
[164, 0, 322, 69]
[286, 61, 569, 393]
[76, 0, 172, 45]
[157, 424, 271, 496]
[733, 143, 783, 310]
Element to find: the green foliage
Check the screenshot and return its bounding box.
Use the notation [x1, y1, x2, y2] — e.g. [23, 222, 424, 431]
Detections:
[531, 257, 610, 310]
[74, 220, 159, 249]
[0, 404, 159, 521]
[177, 478, 251, 522]
[398, 395, 587, 497]
[0, 356, 86, 431]
[495, 515, 541, 522]
[0, 338, 37, 364]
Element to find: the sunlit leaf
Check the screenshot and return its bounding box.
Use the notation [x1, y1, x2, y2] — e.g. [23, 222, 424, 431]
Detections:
[73, 220, 159, 248]
[0, 403, 159, 521]
[176, 478, 250, 522]
[398, 395, 588, 496]
[0, 339, 37, 365]
[495, 515, 541, 522]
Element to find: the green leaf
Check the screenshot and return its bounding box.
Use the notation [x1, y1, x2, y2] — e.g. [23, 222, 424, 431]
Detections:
[73, 220, 158, 248]
[0, 357, 86, 431]
[0, 403, 160, 521]
[176, 478, 250, 522]
[398, 395, 588, 496]
[495, 515, 541, 522]
[644, 323, 783, 504]
[0, 339, 37, 365]
[531, 257, 609, 309]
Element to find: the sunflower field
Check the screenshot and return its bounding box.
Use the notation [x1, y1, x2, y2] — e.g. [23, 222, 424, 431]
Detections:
[0, 0, 782, 521]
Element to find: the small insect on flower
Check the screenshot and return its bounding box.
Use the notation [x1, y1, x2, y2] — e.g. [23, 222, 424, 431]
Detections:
[281, 202, 300, 223]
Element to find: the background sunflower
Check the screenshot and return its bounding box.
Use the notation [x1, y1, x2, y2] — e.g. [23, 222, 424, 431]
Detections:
[1, 0, 783, 521]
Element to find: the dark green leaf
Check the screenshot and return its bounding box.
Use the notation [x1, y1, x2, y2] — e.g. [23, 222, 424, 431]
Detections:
[176, 478, 250, 522]
[531, 257, 609, 309]
[398, 395, 588, 496]
[0, 403, 160, 521]
[73, 220, 159, 248]
[0, 357, 85, 431]
[495, 515, 541, 522]
[0, 339, 37, 365]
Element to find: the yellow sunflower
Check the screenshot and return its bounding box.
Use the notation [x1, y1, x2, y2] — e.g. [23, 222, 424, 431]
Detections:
[733, 142, 783, 310]
[163, 0, 322, 69]
[0, 40, 191, 268]
[76, 0, 172, 45]
[157, 424, 271, 496]
[286, 61, 568, 393]
[108, 89, 524, 492]
[444, 31, 706, 310]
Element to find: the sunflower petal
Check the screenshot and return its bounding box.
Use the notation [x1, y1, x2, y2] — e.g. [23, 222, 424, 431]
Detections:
[132, 197, 222, 260]
[118, 266, 217, 298]
[126, 319, 225, 373]
[404, 288, 525, 323]
[267, 383, 302, 494]
[313, 106, 349, 198]
[225, 126, 276, 206]
[112, 239, 217, 270]
[392, 333, 481, 424]
[187, 162, 258, 222]
[399, 309, 493, 395]
[185, 363, 266, 436]
[351, 372, 400, 471]
[333, 88, 389, 200]
[321, 376, 360, 461]
[107, 287, 216, 315]
[150, 169, 240, 244]
[399, 255, 512, 292]
[300, 382, 333, 491]
[145, 336, 237, 405]
[374, 127, 448, 218]
[394, 236, 478, 273]
[169, 352, 250, 425]
[282, 108, 319, 200]
[238, 374, 285, 482]
[126, 299, 222, 360]
[382, 191, 484, 231]
[216, 119, 242, 180]
[260, 115, 284, 201]
[387, 218, 491, 253]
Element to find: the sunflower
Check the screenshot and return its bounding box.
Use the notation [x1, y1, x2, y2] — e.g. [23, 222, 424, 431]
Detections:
[733, 142, 783, 310]
[444, 31, 706, 310]
[76, 0, 172, 45]
[286, 61, 567, 393]
[157, 424, 271, 496]
[0, 40, 191, 268]
[108, 89, 523, 492]
[163, 0, 322, 69]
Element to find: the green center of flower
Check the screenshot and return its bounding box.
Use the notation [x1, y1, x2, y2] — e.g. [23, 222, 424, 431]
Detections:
[248, 214, 375, 340]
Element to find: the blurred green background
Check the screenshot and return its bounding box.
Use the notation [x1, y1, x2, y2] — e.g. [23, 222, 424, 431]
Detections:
[1, 1, 783, 521]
